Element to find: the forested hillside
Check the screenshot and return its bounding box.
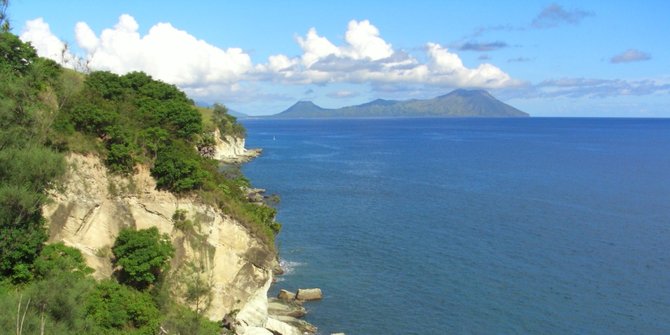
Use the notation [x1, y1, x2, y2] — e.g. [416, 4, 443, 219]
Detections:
[0, 28, 275, 334]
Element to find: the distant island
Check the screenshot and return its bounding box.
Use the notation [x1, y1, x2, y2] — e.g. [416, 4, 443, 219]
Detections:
[273, 89, 528, 118]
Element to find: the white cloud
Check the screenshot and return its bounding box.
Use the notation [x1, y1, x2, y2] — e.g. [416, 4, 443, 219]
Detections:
[21, 15, 520, 103]
[74, 14, 252, 87]
[296, 27, 341, 67]
[20, 17, 75, 67]
[74, 22, 98, 52]
[262, 20, 519, 89]
[343, 20, 393, 60]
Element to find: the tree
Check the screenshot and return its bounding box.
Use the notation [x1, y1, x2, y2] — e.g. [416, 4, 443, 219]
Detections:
[33, 243, 93, 279]
[112, 227, 174, 290]
[0, 32, 37, 75]
[1, 0, 9, 32]
[0, 185, 48, 282]
[0, 31, 66, 283]
[212, 103, 245, 138]
[85, 280, 161, 335]
[84, 71, 125, 100]
[28, 252, 96, 333]
[151, 141, 209, 193]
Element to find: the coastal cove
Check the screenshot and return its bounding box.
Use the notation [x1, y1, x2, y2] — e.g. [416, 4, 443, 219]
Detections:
[243, 117, 670, 334]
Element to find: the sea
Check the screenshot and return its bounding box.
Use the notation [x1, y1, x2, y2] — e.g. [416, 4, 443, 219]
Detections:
[240, 117, 670, 335]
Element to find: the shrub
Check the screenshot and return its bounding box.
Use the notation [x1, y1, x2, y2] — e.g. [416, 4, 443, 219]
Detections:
[212, 103, 245, 138]
[85, 280, 161, 335]
[112, 227, 174, 290]
[0, 185, 48, 282]
[151, 141, 209, 193]
[33, 242, 93, 279]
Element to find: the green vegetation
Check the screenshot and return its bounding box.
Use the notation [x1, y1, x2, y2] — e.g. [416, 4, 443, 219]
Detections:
[85, 280, 161, 335]
[1, 0, 9, 32]
[112, 227, 175, 290]
[46, 52, 280, 240]
[275, 89, 529, 118]
[0, 21, 275, 334]
[172, 209, 195, 232]
[152, 140, 209, 192]
[0, 31, 66, 283]
[213, 103, 246, 138]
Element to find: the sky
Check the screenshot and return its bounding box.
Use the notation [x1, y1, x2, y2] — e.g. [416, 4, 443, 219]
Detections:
[7, 0, 670, 117]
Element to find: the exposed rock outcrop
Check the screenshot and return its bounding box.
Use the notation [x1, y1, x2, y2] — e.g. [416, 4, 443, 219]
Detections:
[277, 289, 296, 301]
[296, 288, 323, 301]
[268, 298, 306, 318]
[42, 153, 304, 334]
[213, 128, 261, 163]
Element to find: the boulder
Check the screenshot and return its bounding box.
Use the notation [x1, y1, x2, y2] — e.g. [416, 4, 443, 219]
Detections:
[277, 289, 296, 301]
[275, 315, 318, 334]
[268, 298, 306, 318]
[296, 288, 323, 301]
[238, 326, 274, 335]
[266, 317, 302, 335]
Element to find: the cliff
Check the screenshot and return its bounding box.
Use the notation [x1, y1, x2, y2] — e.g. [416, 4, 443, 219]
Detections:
[213, 128, 262, 163]
[42, 143, 302, 334]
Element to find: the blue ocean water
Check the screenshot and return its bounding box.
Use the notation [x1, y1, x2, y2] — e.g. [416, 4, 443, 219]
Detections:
[241, 118, 670, 335]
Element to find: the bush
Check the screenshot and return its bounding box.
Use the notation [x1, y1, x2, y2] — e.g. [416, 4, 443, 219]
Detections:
[85, 71, 125, 100]
[67, 103, 118, 135]
[0, 146, 66, 193]
[28, 268, 97, 332]
[0, 185, 48, 282]
[33, 242, 93, 279]
[112, 227, 174, 290]
[152, 141, 209, 193]
[212, 103, 245, 138]
[163, 100, 203, 138]
[85, 280, 161, 335]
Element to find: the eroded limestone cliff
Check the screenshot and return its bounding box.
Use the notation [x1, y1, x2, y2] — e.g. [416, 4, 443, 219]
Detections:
[42, 135, 304, 334]
[213, 128, 261, 163]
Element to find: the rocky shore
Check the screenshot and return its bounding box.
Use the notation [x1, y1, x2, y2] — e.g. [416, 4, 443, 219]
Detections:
[212, 128, 262, 163]
[42, 129, 336, 335]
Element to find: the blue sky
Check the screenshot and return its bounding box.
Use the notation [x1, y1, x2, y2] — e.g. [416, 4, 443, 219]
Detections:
[8, 0, 670, 116]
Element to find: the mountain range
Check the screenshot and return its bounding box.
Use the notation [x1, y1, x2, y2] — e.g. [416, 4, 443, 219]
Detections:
[273, 89, 528, 118]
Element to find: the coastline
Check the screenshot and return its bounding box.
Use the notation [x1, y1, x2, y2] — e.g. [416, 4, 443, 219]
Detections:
[218, 135, 321, 335]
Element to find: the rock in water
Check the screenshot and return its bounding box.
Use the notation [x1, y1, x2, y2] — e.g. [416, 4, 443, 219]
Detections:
[296, 288, 323, 301]
[268, 298, 307, 318]
[277, 289, 296, 301]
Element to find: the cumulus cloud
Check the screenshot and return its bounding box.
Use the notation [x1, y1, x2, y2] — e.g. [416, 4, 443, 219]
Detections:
[261, 20, 520, 89]
[458, 41, 508, 52]
[342, 20, 393, 60]
[532, 3, 593, 29]
[296, 27, 340, 67]
[73, 14, 253, 87]
[610, 49, 651, 64]
[20, 18, 75, 66]
[21, 15, 520, 102]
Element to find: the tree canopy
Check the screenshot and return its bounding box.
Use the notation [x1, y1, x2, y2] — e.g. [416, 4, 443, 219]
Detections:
[112, 227, 175, 290]
[0, 26, 276, 335]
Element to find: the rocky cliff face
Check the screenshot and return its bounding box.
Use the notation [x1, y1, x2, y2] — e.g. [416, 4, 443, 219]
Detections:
[42, 152, 302, 334]
[213, 128, 261, 163]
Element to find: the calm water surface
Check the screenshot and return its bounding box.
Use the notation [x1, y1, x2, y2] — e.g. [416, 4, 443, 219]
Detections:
[241, 118, 670, 335]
